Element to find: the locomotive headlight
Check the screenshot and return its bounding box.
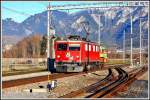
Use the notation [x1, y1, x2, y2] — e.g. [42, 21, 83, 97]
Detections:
[76, 56, 79, 58]
[57, 55, 60, 58]
[66, 52, 70, 57]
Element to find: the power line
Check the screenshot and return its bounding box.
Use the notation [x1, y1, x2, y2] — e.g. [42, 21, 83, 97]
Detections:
[2, 6, 31, 16]
[48, 1, 148, 11]
[50, 1, 148, 8]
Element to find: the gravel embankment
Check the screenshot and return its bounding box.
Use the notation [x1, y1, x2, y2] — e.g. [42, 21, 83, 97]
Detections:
[2, 70, 108, 99]
[115, 66, 148, 98]
[3, 66, 147, 99]
[115, 80, 148, 98]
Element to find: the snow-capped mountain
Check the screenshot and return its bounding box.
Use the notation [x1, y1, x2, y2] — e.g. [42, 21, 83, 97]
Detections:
[2, 6, 148, 48]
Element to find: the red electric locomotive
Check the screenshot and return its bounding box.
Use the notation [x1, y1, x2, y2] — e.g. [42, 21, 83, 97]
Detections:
[54, 35, 104, 72]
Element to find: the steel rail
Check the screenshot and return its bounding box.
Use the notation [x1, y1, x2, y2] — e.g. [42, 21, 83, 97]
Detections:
[86, 68, 113, 92]
[2, 73, 81, 89]
[59, 68, 113, 98]
[86, 67, 128, 98]
[98, 68, 128, 98]
[102, 66, 148, 98]
[2, 64, 128, 89]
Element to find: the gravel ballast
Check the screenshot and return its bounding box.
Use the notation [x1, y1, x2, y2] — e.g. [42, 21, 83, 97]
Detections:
[3, 66, 148, 98]
[115, 80, 148, 98]
[115, 66, 148, 98]
[2, 70, 108, 99]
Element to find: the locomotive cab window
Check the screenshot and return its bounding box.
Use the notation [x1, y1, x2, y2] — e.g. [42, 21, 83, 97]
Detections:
[57, 43, 68, 51]
[69, 44, 80, 51]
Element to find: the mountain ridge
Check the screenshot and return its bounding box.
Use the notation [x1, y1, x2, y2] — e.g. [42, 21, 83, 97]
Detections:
[2, 6, 148, 48]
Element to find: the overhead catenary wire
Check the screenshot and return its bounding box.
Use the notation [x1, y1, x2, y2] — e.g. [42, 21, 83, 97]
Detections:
[49, 1, 148, 11]
[3, 2, 148, 63]
[2, 6, 31, 16]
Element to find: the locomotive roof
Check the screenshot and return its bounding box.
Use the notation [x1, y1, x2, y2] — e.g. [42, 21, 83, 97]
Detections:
[55, 35, 100, 45]
[56, 40, 99, 45]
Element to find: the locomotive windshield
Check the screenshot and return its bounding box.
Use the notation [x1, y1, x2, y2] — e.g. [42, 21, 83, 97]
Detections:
[57, 43, 68, 51]
[69, 44, 80, 51]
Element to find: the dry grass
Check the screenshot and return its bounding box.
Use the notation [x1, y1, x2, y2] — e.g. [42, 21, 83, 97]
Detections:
[106, 59, 130, 65]
[2, 67, 47, 76]
[2, 58, 47, 76]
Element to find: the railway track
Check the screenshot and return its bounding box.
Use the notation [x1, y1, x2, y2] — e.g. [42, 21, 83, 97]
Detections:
[2, 67, 103, 89]
[2, 64, 129, 89]
[2, 64, 147, 98]
[2, 73, 82, 89]
[60, 66, 147, 98]
[102, 66, 148, 98]
[59, 68, 114, 98]
[86, 67, 128, 98]
[60, 67, 125, 98]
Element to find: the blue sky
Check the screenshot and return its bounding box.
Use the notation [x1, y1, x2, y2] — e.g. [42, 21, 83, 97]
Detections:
[1, 1, 129, 23]
[1, 1, 97, 23]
